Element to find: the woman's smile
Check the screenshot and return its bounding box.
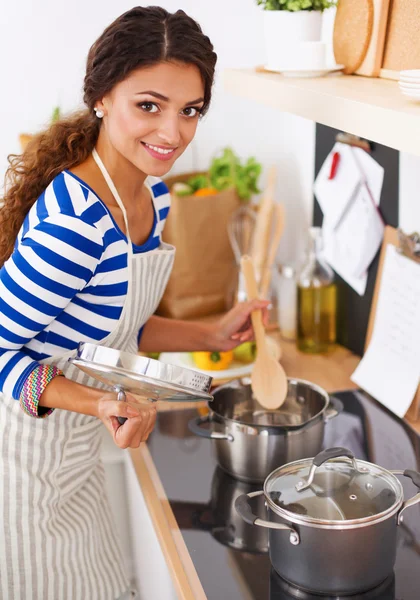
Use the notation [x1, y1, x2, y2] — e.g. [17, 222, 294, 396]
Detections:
[141, 141, 178, 161]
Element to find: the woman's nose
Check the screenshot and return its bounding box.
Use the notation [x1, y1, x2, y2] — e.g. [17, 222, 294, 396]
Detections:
[157, 115, 181, 147]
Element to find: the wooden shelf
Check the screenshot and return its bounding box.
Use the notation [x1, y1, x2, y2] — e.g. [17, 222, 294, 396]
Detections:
[223, 68, 420, 156]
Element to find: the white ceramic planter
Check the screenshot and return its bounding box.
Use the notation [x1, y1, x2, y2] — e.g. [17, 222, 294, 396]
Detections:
[263, 10, 324, 70]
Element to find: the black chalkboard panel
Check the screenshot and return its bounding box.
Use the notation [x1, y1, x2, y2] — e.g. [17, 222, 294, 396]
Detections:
[313, 124, 399, 357]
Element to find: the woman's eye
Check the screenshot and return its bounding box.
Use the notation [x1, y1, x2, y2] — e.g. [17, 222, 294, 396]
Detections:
[139, 102, 159, 113]
[182, 107, 200, 118]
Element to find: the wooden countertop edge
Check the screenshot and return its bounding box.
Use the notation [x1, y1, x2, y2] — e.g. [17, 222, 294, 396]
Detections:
[129, 444, 207, 600]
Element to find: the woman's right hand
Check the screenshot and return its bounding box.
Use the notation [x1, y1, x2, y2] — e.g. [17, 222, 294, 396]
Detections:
[96, 391, 157, 449]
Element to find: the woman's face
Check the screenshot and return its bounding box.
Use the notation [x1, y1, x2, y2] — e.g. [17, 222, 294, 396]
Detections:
[98, 61, 205, 177]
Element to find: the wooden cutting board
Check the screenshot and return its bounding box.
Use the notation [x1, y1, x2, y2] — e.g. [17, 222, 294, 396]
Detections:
[382, 0, 420, 74]
[333, 0, 374, 75]
[356, 0, 391, 77]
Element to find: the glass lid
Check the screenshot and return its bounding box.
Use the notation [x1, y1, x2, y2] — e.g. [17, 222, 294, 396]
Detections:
[265, 447, 402, 524]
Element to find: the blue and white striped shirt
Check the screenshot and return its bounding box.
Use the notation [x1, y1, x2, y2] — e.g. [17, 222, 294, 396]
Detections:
[0, 170, 171, 400]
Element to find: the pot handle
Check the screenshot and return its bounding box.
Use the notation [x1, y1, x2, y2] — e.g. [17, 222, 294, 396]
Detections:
[234, 491, 300, 545]
[324, 396, 344, 422]
[392, 469, 420, 525]
[188, 415, 234, 441]
[296, 447, 365, 492]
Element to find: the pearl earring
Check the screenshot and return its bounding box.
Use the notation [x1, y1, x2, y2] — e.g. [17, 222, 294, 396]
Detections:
[94, 108, 104, 119]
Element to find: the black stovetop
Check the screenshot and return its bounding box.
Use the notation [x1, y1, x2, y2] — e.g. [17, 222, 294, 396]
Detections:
[147, 390, 420, 600]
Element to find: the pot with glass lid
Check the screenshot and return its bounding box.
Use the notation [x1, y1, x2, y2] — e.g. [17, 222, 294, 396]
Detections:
[235, 447, 420, 595]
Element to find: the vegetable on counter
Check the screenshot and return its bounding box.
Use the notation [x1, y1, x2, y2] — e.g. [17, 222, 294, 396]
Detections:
[193, 187, 218, 197]
[233, 342, 257, 364]
[170, 147, 262, 202]
[19, 105, 62, 152]
[171, 182, 194, 197]
[192, 350, 234, 371]
[208, 147, 261, 201]
[188, 174, 212, 192]
[51, 106, 61, 122]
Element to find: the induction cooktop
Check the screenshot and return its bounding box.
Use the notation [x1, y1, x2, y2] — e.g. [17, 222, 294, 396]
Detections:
[148, 390, 420, 599]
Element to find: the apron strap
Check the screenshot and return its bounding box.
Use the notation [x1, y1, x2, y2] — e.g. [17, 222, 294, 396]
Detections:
[92, 148, 132, 245]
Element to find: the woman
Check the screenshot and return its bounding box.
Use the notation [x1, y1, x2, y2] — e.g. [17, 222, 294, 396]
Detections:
[0, 6, 268, 600]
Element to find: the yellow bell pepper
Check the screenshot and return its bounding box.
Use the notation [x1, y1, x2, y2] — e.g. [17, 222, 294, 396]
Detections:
[192, 350, 234, 371]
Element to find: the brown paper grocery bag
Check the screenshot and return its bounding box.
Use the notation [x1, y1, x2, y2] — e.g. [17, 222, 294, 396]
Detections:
[157, 172, 241, 319]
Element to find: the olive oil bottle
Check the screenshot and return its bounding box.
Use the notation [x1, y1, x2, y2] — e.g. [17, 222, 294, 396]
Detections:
[297, 227, 336, 353]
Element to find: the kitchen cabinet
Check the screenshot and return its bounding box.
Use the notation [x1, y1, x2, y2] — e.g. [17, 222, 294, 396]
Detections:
[101, 428, 177, 600]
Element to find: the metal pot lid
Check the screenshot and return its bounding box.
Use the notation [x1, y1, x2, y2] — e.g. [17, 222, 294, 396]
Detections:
[69, 342, 214, 402]
[265, 447, 402, 526]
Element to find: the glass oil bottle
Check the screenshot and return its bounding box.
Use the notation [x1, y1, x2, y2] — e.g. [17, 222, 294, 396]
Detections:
[297, 227, 336, 353]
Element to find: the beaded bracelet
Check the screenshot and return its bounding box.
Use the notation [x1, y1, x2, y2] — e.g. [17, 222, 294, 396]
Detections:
[19, 364, 64, 418]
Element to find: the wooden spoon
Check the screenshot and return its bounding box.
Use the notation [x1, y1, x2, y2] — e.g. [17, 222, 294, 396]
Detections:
[259, 203, 285, 362]
[266, 335, 282, 362]
[241, 255, 288, 410]
[251, 166, 277, 283]
[260, 203, 286, 299]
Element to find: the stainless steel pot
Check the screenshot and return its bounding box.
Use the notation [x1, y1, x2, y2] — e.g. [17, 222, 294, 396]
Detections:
[188, 378, 342, 483]
[235, 447, 420, 595]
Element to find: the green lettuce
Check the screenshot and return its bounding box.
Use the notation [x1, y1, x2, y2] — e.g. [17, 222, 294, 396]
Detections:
[209, 147, 262, 201]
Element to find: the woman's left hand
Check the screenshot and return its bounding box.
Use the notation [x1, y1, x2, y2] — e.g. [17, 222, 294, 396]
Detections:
[210, 299, 270, 352]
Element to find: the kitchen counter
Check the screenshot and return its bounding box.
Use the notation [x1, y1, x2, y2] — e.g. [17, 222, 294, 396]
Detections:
[129, 340, 420, 599]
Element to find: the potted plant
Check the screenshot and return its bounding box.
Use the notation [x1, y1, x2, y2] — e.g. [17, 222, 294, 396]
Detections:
[257, 0, 337, 70]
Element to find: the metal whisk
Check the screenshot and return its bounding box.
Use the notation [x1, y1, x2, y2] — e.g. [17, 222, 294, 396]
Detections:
[228, 206, 256, 302]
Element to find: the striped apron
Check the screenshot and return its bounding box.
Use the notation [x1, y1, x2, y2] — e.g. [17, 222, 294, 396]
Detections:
[0, 149, 175, 600]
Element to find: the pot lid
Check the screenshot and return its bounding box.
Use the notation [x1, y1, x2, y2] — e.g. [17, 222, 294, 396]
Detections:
[265, 447, 402, 525]
[69, 342, 214, 402]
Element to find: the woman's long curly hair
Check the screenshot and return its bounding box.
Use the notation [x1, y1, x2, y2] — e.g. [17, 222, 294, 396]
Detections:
[0, 6, 217, 266]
